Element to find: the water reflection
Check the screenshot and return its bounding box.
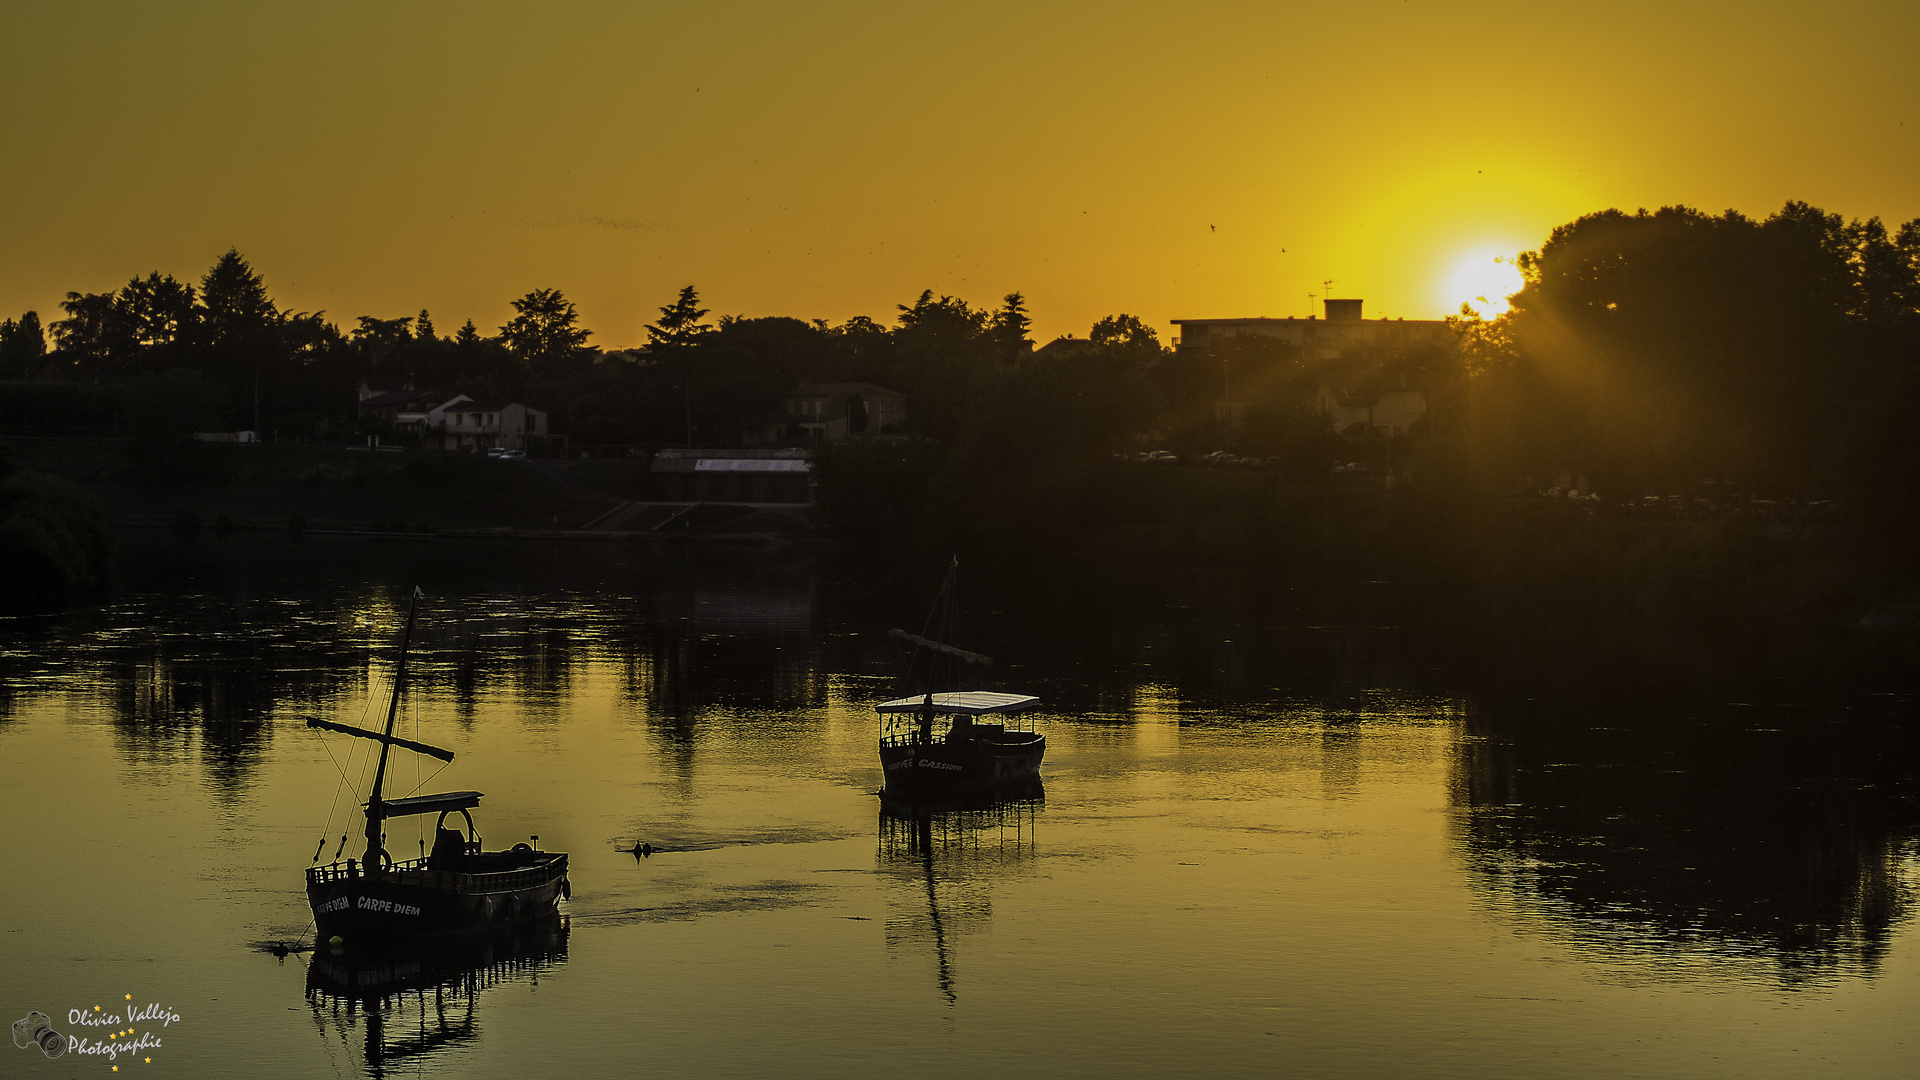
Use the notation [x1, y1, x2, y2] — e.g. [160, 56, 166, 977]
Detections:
[877, 781, 1043, 1005]
[306, 917, 568, 1078]
[1452, 700, 1920, 986]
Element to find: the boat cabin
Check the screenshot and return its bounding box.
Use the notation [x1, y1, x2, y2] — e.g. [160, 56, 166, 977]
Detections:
[877, 691, 1041, 749]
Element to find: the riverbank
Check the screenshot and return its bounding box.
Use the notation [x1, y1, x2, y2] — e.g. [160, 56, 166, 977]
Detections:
[1, 438, 819, 541]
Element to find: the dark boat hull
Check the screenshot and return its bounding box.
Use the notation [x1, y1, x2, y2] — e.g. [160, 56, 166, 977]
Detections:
[879, 735, 1044, 789]
[307, 854, 568, 942]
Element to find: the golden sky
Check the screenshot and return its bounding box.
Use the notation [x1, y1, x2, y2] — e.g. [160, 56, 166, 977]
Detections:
[3, 1, 1915, 344]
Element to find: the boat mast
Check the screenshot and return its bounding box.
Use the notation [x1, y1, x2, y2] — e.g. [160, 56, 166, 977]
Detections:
[364, 587, 424, 869]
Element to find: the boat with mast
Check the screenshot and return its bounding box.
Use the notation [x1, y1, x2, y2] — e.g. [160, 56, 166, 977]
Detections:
[876, 559, 1044, 790]
[304, 587, 569, 942]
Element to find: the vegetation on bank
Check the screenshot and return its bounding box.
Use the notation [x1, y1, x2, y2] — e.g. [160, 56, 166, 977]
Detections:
[0, 446, 111, 613]
[4, 439, 592, 533]
[806, 201, 1920, 671]
[3, 200, 1916, 664]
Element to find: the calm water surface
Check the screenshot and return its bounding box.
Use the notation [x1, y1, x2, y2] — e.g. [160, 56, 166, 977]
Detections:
[1, 532, 1914, 1078]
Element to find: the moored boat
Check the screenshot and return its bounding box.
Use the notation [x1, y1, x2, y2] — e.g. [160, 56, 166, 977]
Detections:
[304, 588, 569, 942]
[877, 559, 1044, 791]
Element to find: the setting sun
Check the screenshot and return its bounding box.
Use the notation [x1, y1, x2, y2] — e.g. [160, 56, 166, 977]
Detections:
[1446, 253, 1526, 319]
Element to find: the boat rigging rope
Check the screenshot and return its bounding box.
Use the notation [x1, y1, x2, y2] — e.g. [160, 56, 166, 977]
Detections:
[311, 665, 388, 862]
[310, 710, 358, 862]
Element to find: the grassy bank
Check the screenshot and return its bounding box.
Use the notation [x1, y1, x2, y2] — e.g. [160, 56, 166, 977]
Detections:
[4, 439, 602, 532]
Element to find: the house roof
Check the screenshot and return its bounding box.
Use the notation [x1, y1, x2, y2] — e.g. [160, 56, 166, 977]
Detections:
[1034, 336, 1104, 358]
[360, 389, 464, 409]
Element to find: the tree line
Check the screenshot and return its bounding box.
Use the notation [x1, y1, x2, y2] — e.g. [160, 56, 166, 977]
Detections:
[4, 198, 1916, 543]
[0, 251, 1183, 453]
[1448, 201, 1920, 530]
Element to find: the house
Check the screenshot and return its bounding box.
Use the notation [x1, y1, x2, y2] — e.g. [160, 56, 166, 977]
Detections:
[354, 379, 471, 433]
[651, 448, 811, 503]
[1173, 299, 1446, 436]
[744, 382, 907, 446]
[439, 400, 550, 452]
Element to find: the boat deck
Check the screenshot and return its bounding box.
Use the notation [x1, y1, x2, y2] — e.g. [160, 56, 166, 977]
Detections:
[308, 852, 566, 896]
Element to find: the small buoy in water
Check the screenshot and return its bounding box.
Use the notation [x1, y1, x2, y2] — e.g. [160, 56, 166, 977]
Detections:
[641, 843, 653, 858]
[270, 942, 289, 958]
[328, 935, 344, 947]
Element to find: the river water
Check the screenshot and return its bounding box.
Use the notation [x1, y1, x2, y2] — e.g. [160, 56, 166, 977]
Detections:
[1, 530, 1914, 1078]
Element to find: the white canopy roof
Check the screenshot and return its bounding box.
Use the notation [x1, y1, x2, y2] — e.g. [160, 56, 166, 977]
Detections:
[874, 691, 1040, 716]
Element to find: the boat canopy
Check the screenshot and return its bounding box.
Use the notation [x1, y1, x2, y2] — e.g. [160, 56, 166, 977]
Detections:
[379, 791, 483, 818]
[875, 691, 1039, 716]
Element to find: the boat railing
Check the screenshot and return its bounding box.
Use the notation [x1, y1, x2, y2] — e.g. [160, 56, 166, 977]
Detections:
[881, 714, 1043, 745]
[307, 855, 566, 895]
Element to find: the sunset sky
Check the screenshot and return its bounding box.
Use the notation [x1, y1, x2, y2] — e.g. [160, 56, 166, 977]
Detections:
[3, 1, 1915, 345]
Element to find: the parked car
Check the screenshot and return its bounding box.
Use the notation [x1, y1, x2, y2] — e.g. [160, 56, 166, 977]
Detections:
[486, 447, 506, 458]
[498, 449, 527, 461]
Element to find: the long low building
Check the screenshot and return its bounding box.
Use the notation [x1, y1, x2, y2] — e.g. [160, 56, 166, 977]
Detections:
[651, 448, 811, 503]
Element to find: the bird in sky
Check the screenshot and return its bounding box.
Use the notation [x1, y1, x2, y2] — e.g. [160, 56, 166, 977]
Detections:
[1209, 224, 1216, 232]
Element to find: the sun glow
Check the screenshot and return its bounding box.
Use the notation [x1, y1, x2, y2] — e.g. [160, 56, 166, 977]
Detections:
[1446, 253, 1526, 319]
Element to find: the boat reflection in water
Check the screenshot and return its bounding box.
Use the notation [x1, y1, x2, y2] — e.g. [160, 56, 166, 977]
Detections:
[306, 915, 569, 1077]
[878, 779, 1043, 1005]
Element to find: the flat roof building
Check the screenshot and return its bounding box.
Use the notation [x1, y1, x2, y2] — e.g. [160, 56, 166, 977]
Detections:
[1172, 299, 1450, 361]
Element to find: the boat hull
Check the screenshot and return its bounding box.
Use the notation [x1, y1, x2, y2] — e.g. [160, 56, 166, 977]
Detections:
[879, 735, 1044, 790]
[307, 854, 568, 942]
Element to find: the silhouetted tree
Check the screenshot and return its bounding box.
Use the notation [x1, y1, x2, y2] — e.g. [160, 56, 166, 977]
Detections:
[117, 273, 196, 353]
[352, 316, 414, 348]
[500, 288, 592, 375]
[1460, 201, 1920, 512]
[50, 290, 133, 370]
[1089, 313, 1162, 362]
[988, 291, 1033, 362]
[891, 290, 991, 443]
[198, 249, 278, 349]
[645, 286, 713, 351]
[0, 311, 47, 377]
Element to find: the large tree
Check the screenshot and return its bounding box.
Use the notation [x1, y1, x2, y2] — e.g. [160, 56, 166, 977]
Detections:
[117, 273, 196, 351]
[988, 291, 1033, 362]
[0, 311, 46, 377]
[50, 290, 134, 370]
[1464, 201, 1920, 500]
[645, 286, 713, 351]
[199, 249, 278, 348]
[500, 288, 592, 375]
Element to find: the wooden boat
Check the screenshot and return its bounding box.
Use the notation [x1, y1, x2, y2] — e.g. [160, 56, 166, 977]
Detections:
[877, 559, 1044, 791]
[304, 588, 569, 942]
